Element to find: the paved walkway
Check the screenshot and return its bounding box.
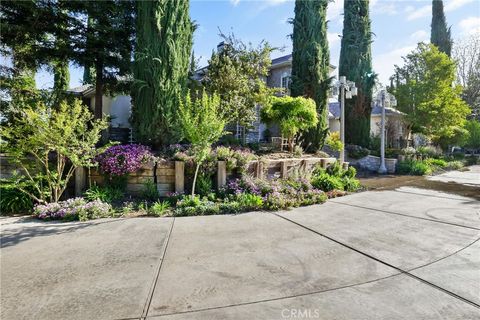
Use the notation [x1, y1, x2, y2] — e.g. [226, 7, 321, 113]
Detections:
[1, 167, 479, 320]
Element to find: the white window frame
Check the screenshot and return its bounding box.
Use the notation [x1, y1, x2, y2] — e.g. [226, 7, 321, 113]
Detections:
[281, 73, 291, 90]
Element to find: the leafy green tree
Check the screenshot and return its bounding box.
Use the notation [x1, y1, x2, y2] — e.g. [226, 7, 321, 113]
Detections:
[390, 43, 470, 145]
[1, 99, 108, 204]
[131, 0, 193, 148]
[203, 33, 275, 129]
[178, 90, 226, 198]
[260, 96, 318, 152]
[339, 0, 375, 148]
[290, 0, 331, 151]
[0, 0, 45, 117]
[431, 0, 452, 57]
[463, 120, 480, 149]
[0, 0, 134, 120]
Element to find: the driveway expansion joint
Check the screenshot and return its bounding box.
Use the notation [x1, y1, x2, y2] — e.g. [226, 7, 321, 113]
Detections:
[141, 217, 176, 320]
[143, 272, 404, 318]
[271, 212, 480, 309]
[329, 200, 480, 231]
[393, 188, 479, 201]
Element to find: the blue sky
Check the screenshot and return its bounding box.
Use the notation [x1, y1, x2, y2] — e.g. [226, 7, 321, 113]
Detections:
[35, 0, 480, 89]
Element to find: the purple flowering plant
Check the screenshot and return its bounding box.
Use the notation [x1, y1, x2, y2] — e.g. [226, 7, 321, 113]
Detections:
[95, 144, 154, 177]
[34, 198, 112, 221]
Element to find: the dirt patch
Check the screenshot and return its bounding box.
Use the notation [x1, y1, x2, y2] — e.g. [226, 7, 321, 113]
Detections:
[359, 173, 480, 201]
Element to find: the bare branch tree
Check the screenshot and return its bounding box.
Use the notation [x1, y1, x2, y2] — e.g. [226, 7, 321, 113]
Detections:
[453, 32, 480, 120]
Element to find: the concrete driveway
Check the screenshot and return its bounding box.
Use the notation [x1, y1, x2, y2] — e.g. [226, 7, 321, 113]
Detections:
[1, 167, 479, 320]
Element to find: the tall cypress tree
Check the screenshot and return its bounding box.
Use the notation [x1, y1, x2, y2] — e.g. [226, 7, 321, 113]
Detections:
[338, 0, 375, 147]
[131, 0, 193, 148]
[290, 0, 331, 152]
[431, 0, 452, 57]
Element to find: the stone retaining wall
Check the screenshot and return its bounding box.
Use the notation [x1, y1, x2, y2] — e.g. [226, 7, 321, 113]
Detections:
[355, 155, 397, 173]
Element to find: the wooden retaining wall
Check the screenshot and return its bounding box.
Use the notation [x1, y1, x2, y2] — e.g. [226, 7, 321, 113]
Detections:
[245, 157, 338, 180]
[2, 154, 341, 197]
[86, 160, 183, 197]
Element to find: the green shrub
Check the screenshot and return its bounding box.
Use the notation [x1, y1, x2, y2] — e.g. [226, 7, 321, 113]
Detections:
[218, 201, 242, 214]
[293, 145, 303, 157]
[452, 153, 465, 160]
[325, 131, 344, 152]
[326, 161, 342, 177]
[84, 185, 122, 203]
[148, 201, 170, 216]
[424, 158, 447, 168]
[196, 174, 213, 196]
[369, 135, 381, 153]
[0, 186, 34, 214]
[343, 166, 357, 179]
[385, 148, 402, 158]
[346, 144, 370, 159]
[121, 201, 135, 215]
[235, 193, 263, 210]
[445, 160, 464, 170]
[311, 173, 344, 191]
[417, 146, 440, 158]
[401, 147, 416, 156]
[174, 199, 220, 216]
[141, 180, 159, 201]
[342, 176, 361, 192]
[466, 156, 479, 166]
[397, 160, 432, 175]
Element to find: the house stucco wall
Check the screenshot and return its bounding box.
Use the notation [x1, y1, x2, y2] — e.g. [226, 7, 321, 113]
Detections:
[267, 65, 291, 88]
[329, 118, 340, 133]
[89, 95, 132, 128]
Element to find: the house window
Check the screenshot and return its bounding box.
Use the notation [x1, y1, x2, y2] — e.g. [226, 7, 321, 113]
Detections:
[281, 75, 291, 90]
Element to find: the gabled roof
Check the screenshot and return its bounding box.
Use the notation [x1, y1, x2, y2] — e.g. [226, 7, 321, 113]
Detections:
[271, 53, 336, 70]
[271, 54, 292, 66]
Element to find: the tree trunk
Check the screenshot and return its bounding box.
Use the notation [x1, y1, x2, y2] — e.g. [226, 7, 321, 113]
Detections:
[191, 162, 201, 198]
[94, 60, 103, 119]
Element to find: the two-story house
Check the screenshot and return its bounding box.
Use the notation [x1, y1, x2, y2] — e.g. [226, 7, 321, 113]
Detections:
[68, 52, 407, 147]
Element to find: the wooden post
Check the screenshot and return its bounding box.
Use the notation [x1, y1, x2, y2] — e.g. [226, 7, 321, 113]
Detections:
[256, 160, 264, 179]
[75, 167, 86, 196]
[280, 161, 288, 178]
[217, 161, 227, 189]
[342, 162, 349, 170]
[175, 161, 184, 194]
[320, 158, 327, 169]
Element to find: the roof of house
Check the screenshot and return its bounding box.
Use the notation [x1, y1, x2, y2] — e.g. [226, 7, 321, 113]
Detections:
[327, 102, 404, 120]
[66, 84, 94, 95]
[271, 53, 336, 70]
[271, 54, 292, 66]
[371, 104, 404, 116]
[328, 102, 341, 119]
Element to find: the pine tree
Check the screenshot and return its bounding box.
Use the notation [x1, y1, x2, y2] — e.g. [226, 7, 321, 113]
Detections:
[431, 0, 452, 57]
[82, 16, 95, 85]
[52, 2, 70, 93]
[290, 0, 331, 152]
[66, 0, 135, 119]
[338, 0, 375, 147]
[131, 0, 193, 148]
